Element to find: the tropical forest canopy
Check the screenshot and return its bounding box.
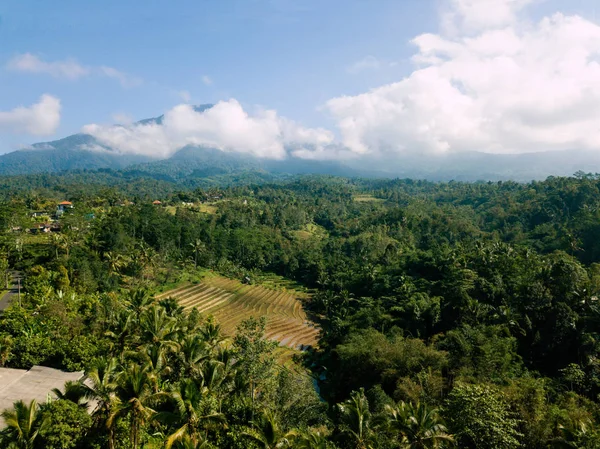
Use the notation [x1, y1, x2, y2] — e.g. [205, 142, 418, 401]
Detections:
[1, 172, 600, 448]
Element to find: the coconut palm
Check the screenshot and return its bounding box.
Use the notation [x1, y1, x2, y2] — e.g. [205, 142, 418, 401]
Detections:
[179, 335, 211, 378]
[199, 319, 225, 350]
[52, 380, 89, 408]
[156, 378, 226, 449]
[242, 409, 295, 449]
[336, 389, 375, 449]
[139, 304, 179, 348]
[288, 428, 332, 449]
[83, 357, 119, 449]
[108, 363, 160, 449]
[126, 289, 154, 321]
[189, 239, 205, 270]
[379, 401, 454, 449]
[0, 399, 47, 449]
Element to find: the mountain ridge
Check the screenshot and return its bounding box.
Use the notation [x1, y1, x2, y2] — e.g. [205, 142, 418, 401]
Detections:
[2, 106, 600, 181]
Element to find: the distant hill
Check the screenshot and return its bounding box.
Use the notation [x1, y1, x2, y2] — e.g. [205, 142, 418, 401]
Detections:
[2, 104, 600, 181]
[0, 133, 154, 176]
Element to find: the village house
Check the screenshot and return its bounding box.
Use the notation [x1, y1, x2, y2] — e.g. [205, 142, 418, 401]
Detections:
[56, 201, 73, 216]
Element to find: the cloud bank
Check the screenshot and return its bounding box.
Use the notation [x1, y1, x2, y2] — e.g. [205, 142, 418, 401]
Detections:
[326, 0, 600, 156]
[82, 100, 334, 159]
[21, 0, 599, 161]
[7, 54, 141, 87]
[0, 95, 61, 136]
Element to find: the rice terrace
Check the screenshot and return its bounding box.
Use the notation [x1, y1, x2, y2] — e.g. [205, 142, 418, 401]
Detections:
[156, 274, 320, 350]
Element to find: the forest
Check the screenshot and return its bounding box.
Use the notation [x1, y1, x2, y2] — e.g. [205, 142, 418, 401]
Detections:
[1, 172, 600, 448]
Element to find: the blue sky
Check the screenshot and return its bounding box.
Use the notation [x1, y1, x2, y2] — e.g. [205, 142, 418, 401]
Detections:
[1, 0, 600, 159]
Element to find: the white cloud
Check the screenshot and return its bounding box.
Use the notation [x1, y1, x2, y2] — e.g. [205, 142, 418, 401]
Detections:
[347, 56, 398, 74]
[82, 99, 334, 159]
[347, 56, 383, 73]
[98, 66, 142, 88]
[7, 54, 142, 87]
[111, 113, 134, 125]
[178, 90, 191, 102]
[202, 75, 213, 86]
[7, 53, 90, 80]
[324, 0, 600, 156]
[441, 0, 537, 33]
[0, 95, 61, 136]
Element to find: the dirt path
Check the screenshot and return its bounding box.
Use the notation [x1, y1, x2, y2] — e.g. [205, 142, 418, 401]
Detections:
[0, 271, 23, 312]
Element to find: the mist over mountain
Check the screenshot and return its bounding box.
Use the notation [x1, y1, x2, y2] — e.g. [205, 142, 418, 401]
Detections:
[2, 105, 600, 182]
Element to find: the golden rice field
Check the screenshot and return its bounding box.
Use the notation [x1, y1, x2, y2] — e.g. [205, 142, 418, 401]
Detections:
[156, 276, 319, 350]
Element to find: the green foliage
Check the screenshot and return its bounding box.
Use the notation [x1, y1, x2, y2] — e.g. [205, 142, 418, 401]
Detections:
[37, 400, 92, 449]
[445, 383, 522, 449]
[2, 175, 600, 447]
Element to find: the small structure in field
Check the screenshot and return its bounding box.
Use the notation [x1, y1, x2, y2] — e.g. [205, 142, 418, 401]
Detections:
[152, 200, 162, 205]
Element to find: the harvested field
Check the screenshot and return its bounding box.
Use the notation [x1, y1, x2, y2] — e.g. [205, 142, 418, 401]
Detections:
[156, 276, 319, 350]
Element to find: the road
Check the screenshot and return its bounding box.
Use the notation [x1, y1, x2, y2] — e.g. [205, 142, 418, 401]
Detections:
[0, 271, 22, 312]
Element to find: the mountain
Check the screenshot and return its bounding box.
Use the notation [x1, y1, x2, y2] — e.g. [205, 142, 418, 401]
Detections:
[0, 134, 154, 176]
[2, 104, 600, 181]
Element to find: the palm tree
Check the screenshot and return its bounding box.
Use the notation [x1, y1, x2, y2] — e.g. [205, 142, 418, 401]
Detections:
[0, 399, 46, 449]
[108, 363, 160, 449]
[242, 409, 294, 449]
[171, 434, 211, 449]
[199, 320, 225, 351]
[379, 402, 454, 449]
[126, 289, 154, 322]
[288, 428, 332, 449]
[336, 389, 375, 449]
[189, 239, 205, 270]
[104, 308, 134, 356]
[156, 378, 226, 449]
[179, 335, 210, 378]
[139, 305, 179, 348]
[52, 380, 89, 408]
[83, 357, 119, 449]
[105, 251, 125, 279]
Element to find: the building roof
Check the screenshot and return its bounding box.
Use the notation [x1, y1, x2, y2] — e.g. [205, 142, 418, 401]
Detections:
[59, 201, 72, 205]
[152, 200, 162, 205]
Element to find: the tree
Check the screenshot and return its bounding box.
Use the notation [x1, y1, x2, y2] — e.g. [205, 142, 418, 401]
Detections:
[157, 378, 226, 449]
[242, 409, 295, 449]
[0, 334, 13, 366]
[336, 389, 376, 449]
[83, 357, 119, 449]
[445, 384, 522, 449]
[233, 317, 277, 421]
[51, 380, 89, 408]
[190, 239, 206, 270]
[37, 399, 92, 449]
[378, 401, 454, 449]
[108, 363, 159, 449]
[0, 254, 8, 289]
[0, 399, 47, 449]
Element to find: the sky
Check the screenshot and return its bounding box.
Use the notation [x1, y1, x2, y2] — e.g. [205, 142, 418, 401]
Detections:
[1, 0, 600, 161]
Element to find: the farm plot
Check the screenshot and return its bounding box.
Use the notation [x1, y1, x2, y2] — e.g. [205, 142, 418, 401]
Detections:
[156, 276, 319, 350]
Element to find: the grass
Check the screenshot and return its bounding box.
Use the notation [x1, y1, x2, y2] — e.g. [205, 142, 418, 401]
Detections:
[353, 194, 386, 203]
[164, 203, 218, 215]
[159, 275, 319, 350]
[291, 223, 328, 242]
[196, 203, 218, 214]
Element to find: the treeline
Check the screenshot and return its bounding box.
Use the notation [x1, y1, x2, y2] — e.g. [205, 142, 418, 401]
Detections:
[1, 174, 600, 447]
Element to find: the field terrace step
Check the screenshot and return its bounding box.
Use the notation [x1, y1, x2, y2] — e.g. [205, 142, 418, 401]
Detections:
[178, 286, 224, 307]
[155, 283, 193, 299]
[234, 287, 275, 310]
[172, 284, 213, 302]
[193, 293, 234, 314]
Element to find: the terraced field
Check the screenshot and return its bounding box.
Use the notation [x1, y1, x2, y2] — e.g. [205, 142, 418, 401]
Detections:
[156, 276, 319, 350]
